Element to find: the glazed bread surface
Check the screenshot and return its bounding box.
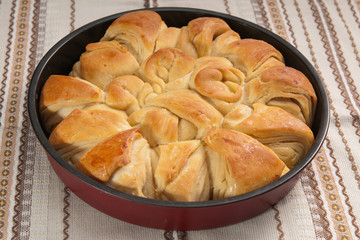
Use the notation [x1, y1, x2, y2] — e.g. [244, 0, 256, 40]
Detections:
[40, 10, 317, 202]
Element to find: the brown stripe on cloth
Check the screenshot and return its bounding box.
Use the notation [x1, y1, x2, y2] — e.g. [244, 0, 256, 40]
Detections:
[0, 1, 16, 239]
[345, 0, 360, 160]
[356, 0, 360, 15]
[10, 0, 44, 239]
[298, 0, 360, 238]
[294, 0, 354, 238]
[0, 2, 15, 132]
[272, 204, 285, 240]
[70, 0, 75, 32]
[318, 0, 360, 116]
[301, 163, 332, 239]
[334, 0, 360, 148]
[223, 0, 231, 15]
[316, 1, 360, 234]
[335, 0, 360, 98]
[144, 0, 150, 8]
[315, 146, 355, 239]
[63, 187, 71, 240]
[349, 0, 360, 28]
[323, 140, 360, 239]
[309, 0, 360, 190]
[251, 0, 271, 30]
[0, 0, 37, 238]
[264, 0, 288, 39]
[278, 0, 297, 45]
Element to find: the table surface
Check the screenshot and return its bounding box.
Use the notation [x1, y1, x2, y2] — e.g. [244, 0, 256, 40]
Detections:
[1, 0, 360, 239]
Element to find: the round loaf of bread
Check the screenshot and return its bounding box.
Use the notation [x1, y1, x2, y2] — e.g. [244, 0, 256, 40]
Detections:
[40, 10, 316, 201]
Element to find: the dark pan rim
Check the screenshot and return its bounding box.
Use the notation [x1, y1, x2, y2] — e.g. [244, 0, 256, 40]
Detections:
[28, 7, 330, 209]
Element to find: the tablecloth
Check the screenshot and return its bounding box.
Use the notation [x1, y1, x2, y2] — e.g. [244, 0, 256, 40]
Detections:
[0, 0, 359, 239]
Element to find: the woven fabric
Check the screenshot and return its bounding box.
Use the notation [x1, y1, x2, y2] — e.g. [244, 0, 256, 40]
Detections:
[1, 0, 359, 239]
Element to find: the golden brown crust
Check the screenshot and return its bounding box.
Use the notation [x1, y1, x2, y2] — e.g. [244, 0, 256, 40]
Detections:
[175, 26, 198, 58]
[107, 136, 155, 198]
[189, 57, 245, 114]
[212, 38, 285, 79]
[39, 75, 104, 111]
[137, 48, 196, 93]
[75, 128, 140, 182]
[224, 103, 314, 168]
[188, 17, 232, 57]
[71, 41, 139, 90]
[245, 66, 317, 125]
[194, 67, 243, 101]
[146, 89, 223, 139]
[48, 107, 130, 165]
[101, 10, 167, 63]
[154, 140, 210, 201]
[128, 107, 178, 147]
[205, 127, 285, 198]
[105, 75, 144, 114]
[225, 103, 313, 138]
[211, 30, 240, 55]
[39, 75, 105, 132]
[49, 108, 130, 148]
[155, 27, 181, 51]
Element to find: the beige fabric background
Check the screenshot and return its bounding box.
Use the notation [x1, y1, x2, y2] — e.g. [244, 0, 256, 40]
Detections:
[0, 0, 359, 239]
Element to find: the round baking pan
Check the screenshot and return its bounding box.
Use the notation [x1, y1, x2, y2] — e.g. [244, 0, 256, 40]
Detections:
[28, 7, 329, 230]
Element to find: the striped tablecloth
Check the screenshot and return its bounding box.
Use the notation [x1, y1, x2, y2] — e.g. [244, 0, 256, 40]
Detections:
[1, 0, 360, 239]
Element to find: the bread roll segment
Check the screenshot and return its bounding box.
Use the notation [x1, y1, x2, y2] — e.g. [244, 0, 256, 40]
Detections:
[107, 135, 155, 198]
[70, 41, 139, 90]
[211, 38, 285, 80]
[224, 103, 314, 169]
[205, 127, 286, 199]
[137, 48, 196, 93]
[154, 140, 210, 201]
[48, 107, 130, 165]
[187, 17, 232, 57]
[244, 66, 317, 126]
[101, 10, 167, 64]
[155, 27, 181, 51]
[75, 128, 155, 198]
[75, 128, 141, 182]
[146, 89, 223, 139]
[39, 75, 105, 132]
[40, 10, 318, 201]
[105, 75, 145, 114]
[127, 107, 179, 147]
[189, 56, 245, 115]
